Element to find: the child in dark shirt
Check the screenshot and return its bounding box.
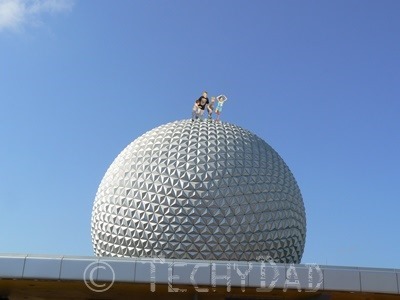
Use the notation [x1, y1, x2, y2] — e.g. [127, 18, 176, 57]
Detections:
[192, 91, 209, 121]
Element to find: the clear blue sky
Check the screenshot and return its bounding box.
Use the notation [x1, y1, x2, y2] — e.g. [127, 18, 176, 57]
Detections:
[1, 0, 399, 269]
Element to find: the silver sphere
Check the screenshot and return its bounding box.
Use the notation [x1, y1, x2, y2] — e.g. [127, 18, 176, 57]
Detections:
[91, 120, 306, 263]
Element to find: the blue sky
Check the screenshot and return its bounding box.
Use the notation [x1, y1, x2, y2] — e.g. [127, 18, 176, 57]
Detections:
[1, 0, 399, 268]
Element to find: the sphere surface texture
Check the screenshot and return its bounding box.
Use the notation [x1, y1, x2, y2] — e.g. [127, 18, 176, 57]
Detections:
[91, 120, 306, 262]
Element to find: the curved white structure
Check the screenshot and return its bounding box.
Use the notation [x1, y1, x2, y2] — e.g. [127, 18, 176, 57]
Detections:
[91, 120, 306, 263]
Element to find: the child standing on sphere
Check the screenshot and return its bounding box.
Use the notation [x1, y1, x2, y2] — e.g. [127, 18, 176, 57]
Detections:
[215, 95, 228, 121]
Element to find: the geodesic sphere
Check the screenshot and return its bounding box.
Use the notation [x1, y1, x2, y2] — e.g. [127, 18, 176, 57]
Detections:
[91, 120, 306, 263]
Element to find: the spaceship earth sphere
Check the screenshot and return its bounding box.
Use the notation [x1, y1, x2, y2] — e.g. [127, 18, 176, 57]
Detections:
[91, 120, 306, 263]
